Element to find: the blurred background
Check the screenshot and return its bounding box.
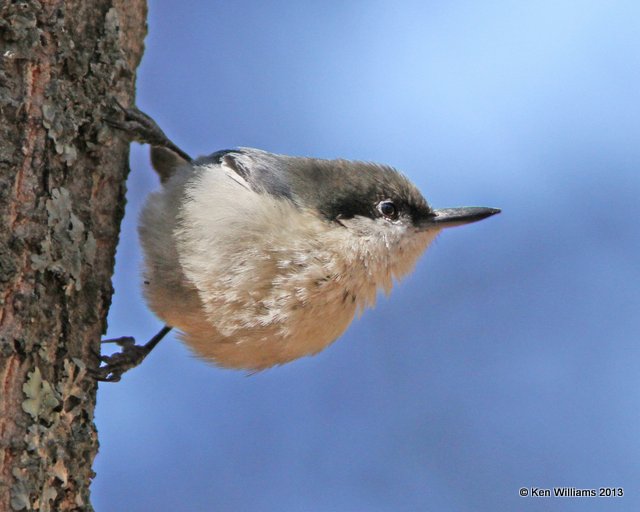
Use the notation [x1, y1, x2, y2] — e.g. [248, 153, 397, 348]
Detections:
[93, 1, 640, 510]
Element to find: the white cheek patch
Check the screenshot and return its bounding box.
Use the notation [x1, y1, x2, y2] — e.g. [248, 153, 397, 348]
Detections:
[334, 215, 437, 298]
[392, 228, 439, 280]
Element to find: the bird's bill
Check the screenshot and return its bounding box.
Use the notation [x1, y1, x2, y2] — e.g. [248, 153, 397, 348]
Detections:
[426, 206, 501, 228]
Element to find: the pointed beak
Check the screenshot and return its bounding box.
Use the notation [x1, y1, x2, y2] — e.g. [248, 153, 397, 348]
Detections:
[421, 206, 501, 229]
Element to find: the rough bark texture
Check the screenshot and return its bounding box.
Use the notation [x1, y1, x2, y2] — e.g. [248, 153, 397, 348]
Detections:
[0, 1, 147, 510]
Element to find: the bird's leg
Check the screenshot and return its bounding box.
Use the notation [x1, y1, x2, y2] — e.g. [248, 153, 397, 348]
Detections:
[91, 325, 173, 382]
[107, 102, 192, 162]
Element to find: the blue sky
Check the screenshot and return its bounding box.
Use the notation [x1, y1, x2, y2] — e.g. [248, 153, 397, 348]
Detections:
[94, 1, 640, 510]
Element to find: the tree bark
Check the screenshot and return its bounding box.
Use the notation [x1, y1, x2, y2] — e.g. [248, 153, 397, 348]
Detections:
[0, 1, 147, 510]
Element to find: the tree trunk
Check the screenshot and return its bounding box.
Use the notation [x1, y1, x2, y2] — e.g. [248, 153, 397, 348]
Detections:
[0, 1, 147, 510]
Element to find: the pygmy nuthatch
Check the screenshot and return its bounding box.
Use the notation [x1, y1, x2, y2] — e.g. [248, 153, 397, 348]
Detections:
[96, 108, 499, 380]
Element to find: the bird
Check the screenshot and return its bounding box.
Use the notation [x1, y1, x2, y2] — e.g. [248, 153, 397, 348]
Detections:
[95, 107, 500, 381]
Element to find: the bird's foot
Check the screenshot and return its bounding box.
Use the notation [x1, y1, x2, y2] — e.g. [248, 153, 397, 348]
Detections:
[107, 102, 192, 162]
[90, 326, 172, 382]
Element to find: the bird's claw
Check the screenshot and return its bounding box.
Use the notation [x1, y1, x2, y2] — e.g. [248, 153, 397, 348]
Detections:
[107, 102, 191, 161]
[90, 326, 172, 383]
[90, 336, 152, 383]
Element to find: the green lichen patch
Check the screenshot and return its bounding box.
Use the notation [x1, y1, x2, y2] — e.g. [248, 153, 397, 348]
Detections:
[21, 367, 61, 422]
[42, 103, 79, 165]
[30, 187, 97, 293]
[14, 360, 95, 511]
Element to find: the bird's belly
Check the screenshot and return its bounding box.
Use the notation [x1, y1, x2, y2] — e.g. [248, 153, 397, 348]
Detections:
[173, 292, 358, 371]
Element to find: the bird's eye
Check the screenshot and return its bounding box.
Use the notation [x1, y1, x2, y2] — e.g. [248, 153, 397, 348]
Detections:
[377, 200, 398, 220]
